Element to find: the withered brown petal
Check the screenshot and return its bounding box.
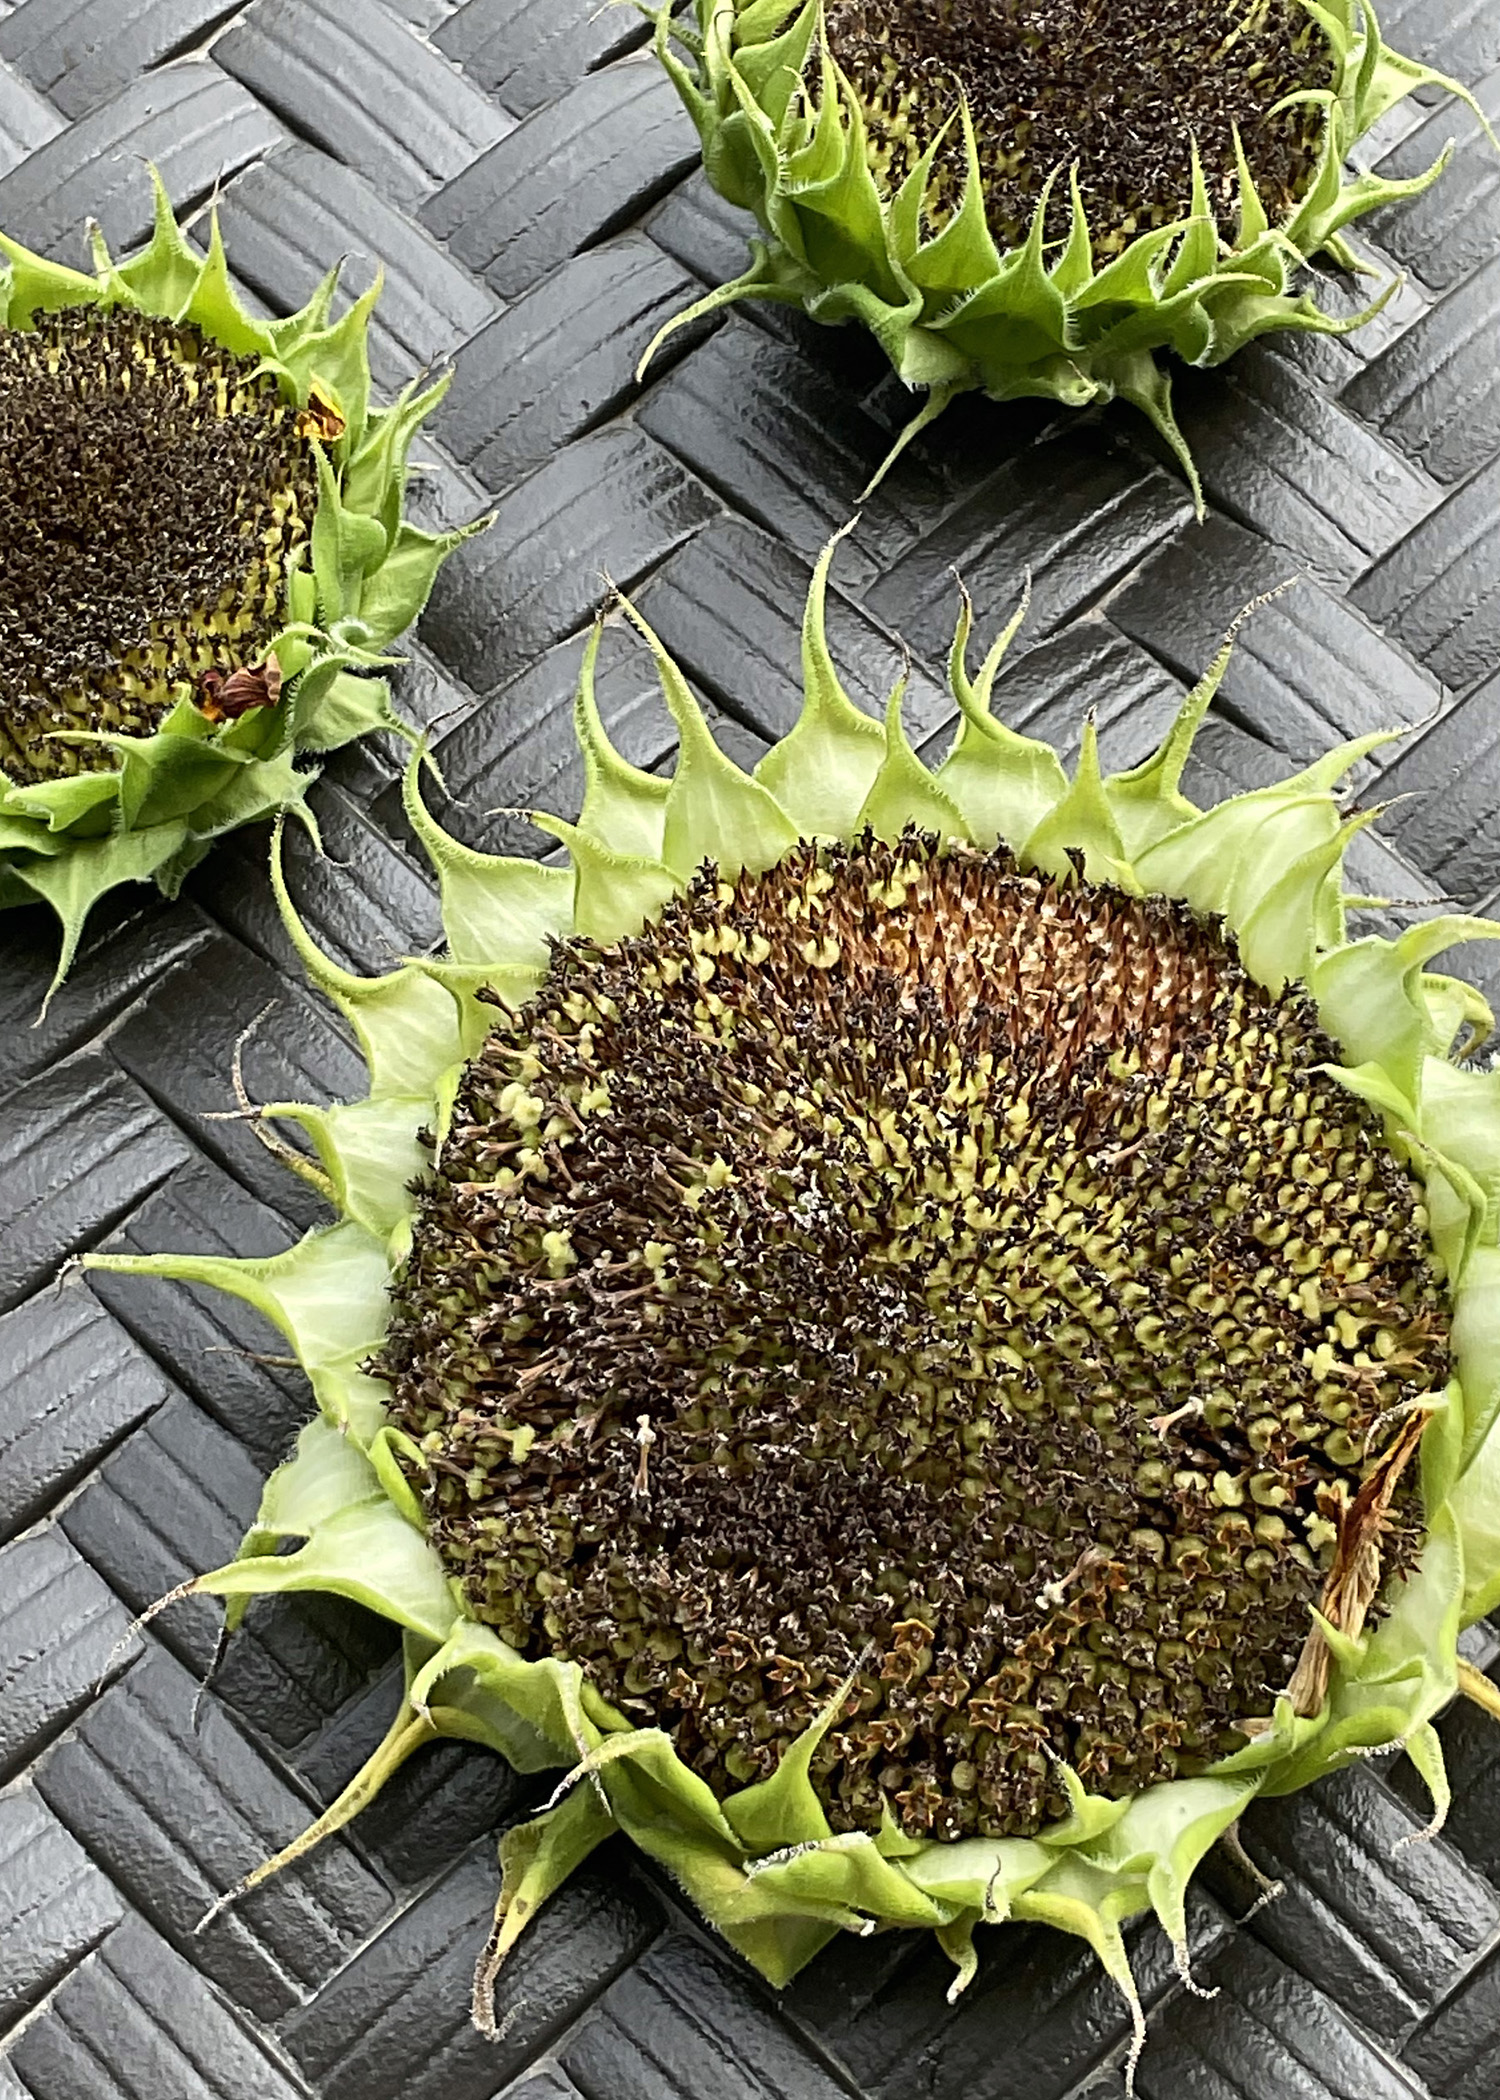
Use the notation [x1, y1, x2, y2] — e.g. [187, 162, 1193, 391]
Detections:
[197, 657, 284, 723]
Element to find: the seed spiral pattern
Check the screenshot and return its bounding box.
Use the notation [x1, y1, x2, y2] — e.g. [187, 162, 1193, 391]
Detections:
[380, 837, 1447, 1840]
[823, 0, 1335, 250]
[0, 306, 314, 784]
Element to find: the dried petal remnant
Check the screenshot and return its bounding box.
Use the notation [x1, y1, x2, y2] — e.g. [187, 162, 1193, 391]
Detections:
[0, 306, 315, 784]
[197, 657, 284, 724]
[823, 0, 1334, 248]
[380, 838, 1448, 1839]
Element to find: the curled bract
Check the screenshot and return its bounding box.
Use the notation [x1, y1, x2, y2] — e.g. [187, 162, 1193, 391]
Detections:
[639, 0, 1496, 507]
[0, 170, 484, 998]
[87, 533, 1500, 2068]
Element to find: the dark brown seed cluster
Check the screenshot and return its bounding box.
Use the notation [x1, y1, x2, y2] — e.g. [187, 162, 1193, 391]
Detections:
[822, 0, 1334, 251]
[379, 838, 1448, 1840]
[0, 306, 314, 785]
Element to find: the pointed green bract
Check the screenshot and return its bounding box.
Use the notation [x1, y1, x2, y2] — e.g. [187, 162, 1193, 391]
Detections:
[85, 535, 1500, 2060]
[753, 522, 886, 833]
[638, 0, 1496, 508]
[0, 169, 484, 998]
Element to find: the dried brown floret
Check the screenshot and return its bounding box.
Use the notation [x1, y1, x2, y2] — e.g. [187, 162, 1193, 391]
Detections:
[377, 835, 1449, 1841]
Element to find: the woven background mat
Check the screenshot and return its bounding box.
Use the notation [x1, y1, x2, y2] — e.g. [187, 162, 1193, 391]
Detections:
[3, 3, 1500, 2096]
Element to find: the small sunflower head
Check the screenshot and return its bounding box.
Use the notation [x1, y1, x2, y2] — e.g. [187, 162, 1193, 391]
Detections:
[0, 306, 314, 784]
[0, 169, 482, 997]
[643, 0, 1497, 502]
[87, 536, 1500, 2053]
[826, 0, 1332, 255]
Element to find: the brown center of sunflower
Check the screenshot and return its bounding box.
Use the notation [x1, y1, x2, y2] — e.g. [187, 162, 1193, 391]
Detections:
[0, 306, 315, 785]
[822, 0, 1335, 252]
[379, 837, 1447, 1841]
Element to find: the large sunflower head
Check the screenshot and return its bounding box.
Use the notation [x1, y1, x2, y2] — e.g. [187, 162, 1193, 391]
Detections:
[640, 0, 1496, 504]
[0, 170, 481, 997]
[89, 537, 1500, 2073]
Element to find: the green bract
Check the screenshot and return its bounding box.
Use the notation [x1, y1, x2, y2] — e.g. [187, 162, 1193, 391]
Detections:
[89, 537, 1500, 2069]
[0, 172, 481, 997]
[639, 0, 1494, 505]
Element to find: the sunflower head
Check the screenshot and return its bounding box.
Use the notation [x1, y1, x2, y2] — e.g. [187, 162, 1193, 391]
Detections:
[0, 305, 313, 785]
[0, 169, 482, 998]
[383, 835, 1448, 1842]
[88, 535, 1500, 2068]
[640, 0, 1497, 503]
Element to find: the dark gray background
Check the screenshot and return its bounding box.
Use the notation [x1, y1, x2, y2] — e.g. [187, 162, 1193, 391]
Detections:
[2, 1, 1500, 2095]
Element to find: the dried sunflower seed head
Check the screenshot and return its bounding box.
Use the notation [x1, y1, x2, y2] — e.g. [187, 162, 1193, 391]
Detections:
[642, 0, 1498, 503]
[826, 0, 1332, 253]
[380, 835, 1445, 1840]
[87, 538, 1500, 2043]
[0, 169, 483, 999]
[0, 306, 313, 784]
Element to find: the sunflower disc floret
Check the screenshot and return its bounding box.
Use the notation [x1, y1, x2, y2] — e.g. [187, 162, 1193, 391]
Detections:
[0, 171, 482, 996]
[826, 0, 1332, 253]
[639, 0, 1496, 503]
[87, 535, 1500, 2068]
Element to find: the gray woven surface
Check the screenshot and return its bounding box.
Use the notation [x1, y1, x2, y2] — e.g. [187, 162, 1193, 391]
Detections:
[3, 2, 1500, 2095]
